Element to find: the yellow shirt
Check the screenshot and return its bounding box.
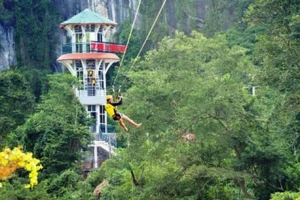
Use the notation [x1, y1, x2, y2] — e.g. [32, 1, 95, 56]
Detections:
[105, 98, 123, 118]
[105, 103, 116, 117]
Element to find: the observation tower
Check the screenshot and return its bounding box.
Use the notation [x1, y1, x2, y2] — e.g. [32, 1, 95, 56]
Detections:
[57, 9, 126, 168]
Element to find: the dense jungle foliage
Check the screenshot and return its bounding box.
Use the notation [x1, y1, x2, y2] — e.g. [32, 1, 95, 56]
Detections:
[1, 0, 300, 199]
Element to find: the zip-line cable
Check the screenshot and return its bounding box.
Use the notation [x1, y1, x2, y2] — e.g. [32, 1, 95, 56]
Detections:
[134, 0, 167, 63]
[113, 0, 168, 87]
[115, 0, 142, 78]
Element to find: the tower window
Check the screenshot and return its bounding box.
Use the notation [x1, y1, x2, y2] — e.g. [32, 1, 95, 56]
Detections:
[86, 24, 95, 32]
[75, 25, 82, 33]
[88, 105, 96, 111]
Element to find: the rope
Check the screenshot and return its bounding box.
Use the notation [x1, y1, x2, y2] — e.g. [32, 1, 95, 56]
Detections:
[114, 0, 168, 87]
[135, 0, 168, 62]
[116, 0, 142, 73]
[111, 0, 141, 94]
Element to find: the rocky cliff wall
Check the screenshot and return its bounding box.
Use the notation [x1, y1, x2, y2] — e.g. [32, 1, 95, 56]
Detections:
[0, 25, 15, 71]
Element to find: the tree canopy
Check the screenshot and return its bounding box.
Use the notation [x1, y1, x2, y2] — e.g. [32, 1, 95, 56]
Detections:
[2, 0, 300, 199]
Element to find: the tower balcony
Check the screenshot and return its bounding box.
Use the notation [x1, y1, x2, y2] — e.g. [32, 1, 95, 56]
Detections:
[75, 88, 107, 105]
[62, 41, 126, 54]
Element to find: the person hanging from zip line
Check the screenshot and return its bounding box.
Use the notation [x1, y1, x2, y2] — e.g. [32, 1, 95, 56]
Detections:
[105, 95, 142, 132]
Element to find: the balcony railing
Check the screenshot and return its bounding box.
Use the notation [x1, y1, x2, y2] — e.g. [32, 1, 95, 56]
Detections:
[62, 42, 127, 54]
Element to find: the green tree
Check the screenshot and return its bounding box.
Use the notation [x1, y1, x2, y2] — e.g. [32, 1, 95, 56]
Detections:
[0, 69, 35, 146]
[7, 73, 92, 177]
[98, 31, 273, 199]
[0, 177, 51, 200]
[46, 169, 94, 200]
[244, 0, 300, 198]
[245, 0, 300, 93]
[19, 67, 49, 102]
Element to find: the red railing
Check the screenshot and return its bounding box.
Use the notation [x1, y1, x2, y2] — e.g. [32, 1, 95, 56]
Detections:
[90, 42, 126, 53]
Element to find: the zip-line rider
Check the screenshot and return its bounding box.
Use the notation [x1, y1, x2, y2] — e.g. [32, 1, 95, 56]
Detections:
[105, 95, 142, 131]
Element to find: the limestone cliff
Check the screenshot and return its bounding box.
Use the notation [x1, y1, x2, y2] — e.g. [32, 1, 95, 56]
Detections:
[0, 25, 15, 71]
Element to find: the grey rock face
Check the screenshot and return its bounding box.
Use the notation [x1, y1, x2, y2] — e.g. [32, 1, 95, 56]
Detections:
[0, 25, 15, 71]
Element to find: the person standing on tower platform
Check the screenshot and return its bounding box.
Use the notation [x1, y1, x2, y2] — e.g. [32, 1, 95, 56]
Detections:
[88, 69, 93, 81]
[105, 95, 142, 131]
